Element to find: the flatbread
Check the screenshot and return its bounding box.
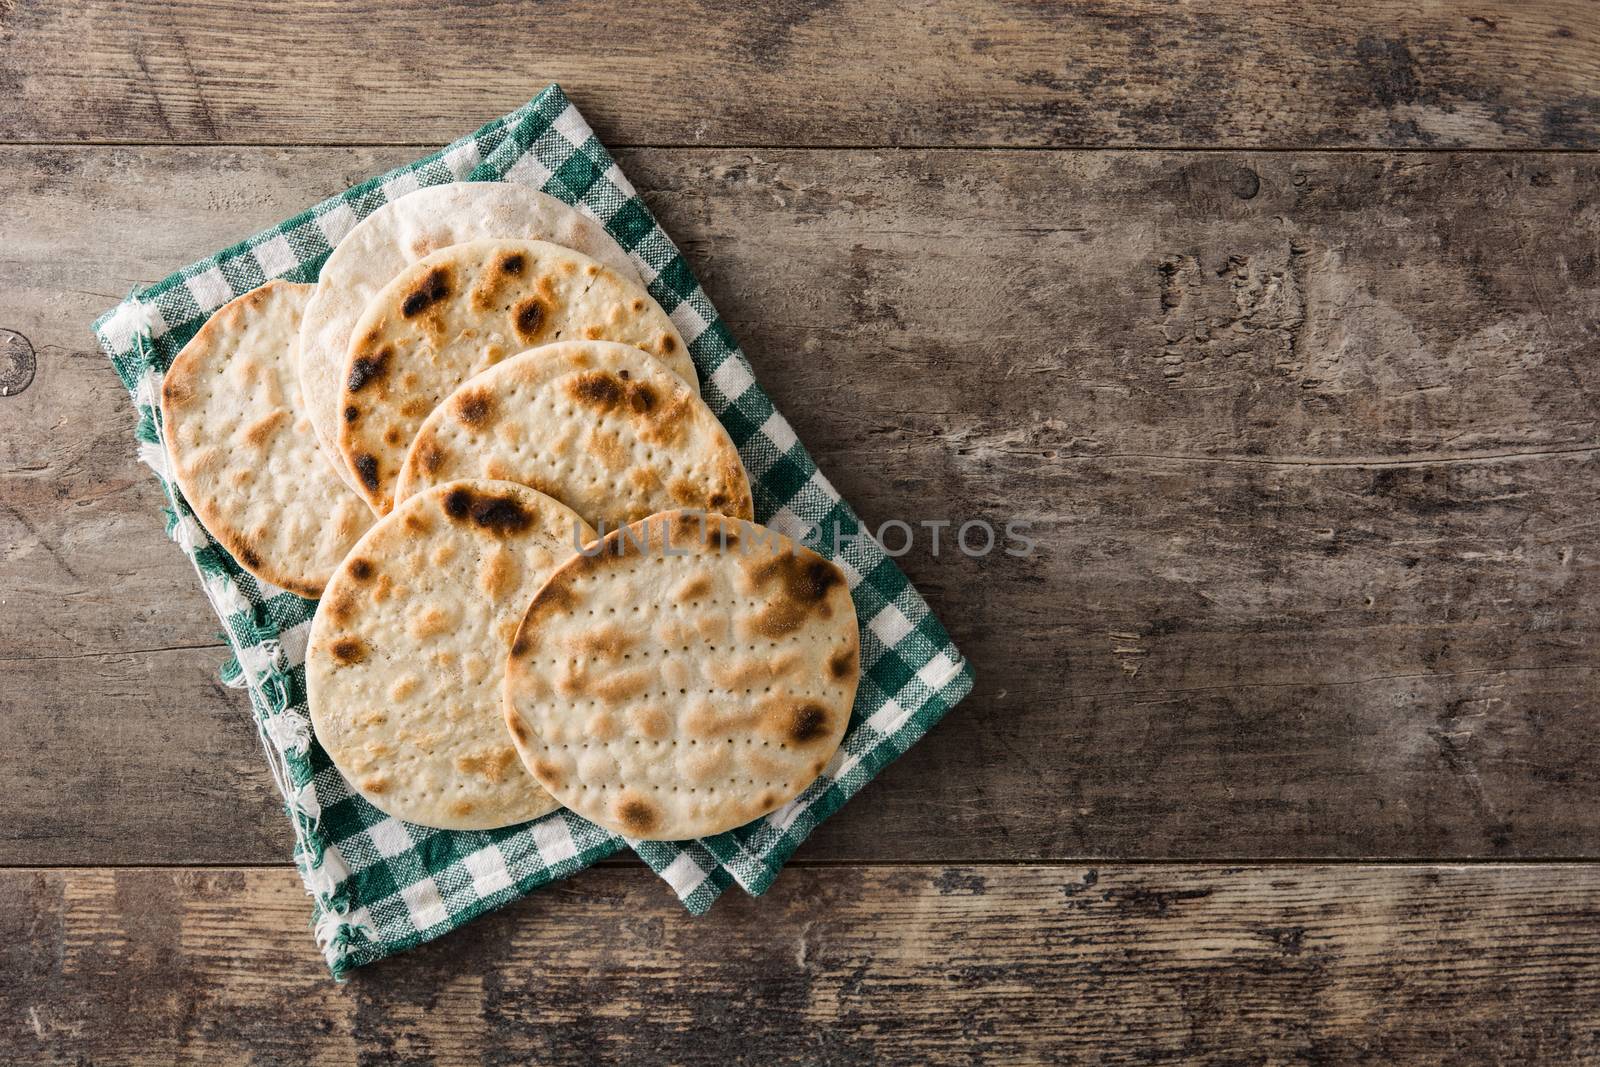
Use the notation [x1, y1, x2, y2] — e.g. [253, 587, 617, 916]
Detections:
[339, 239, 697, 514]
[394, 340, 752, 528]
[307, 479, 596, 830]
[159, 280, 373, 598]
[503, 512, 859, 841]
[298, 183, 639, 492]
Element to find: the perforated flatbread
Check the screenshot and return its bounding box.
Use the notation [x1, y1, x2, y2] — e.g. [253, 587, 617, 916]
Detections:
[307, 479, 596, 830]
[395, 340, 752, 528]
[504, 512, 859, 841]
[339, 239, 697, 515]
[159, 280, 373, 598]
[298, 183, 639, 492]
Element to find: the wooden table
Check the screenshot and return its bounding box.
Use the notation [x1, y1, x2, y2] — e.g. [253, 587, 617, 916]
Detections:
[4, 2, 1599, 1062]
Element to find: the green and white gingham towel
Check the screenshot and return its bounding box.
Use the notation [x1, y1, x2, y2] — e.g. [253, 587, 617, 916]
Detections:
[93, 85, 975, 977]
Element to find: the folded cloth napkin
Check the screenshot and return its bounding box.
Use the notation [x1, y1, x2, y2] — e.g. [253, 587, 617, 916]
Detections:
[93, 85, 975, 976]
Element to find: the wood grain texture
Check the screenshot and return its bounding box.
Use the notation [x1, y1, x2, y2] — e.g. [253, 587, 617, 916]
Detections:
[5, 864, 1600, 1064]
[3, 1, 1600, 148]
[3, 145, 1597, 863]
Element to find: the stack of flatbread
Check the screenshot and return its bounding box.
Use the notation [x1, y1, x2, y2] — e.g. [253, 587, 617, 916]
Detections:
[160, 183, 858, 843]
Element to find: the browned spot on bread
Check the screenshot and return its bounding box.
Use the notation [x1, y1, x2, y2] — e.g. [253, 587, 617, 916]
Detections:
[588, 428, 627, 471]
[478, 546, 518, 601]
[361, 776, 391, 795]
[344, 404, 360, 424]
[383, 426, 403, 447]
[571, 350, 592, 368]
[531, 759, 562, 786]
[674, 574, 713, 601]
[401, 266, 452, 317]
[720, 458, 755, 519]
[353, 453, 380, 492]
[748, 601, 804, 639]
[512, 297, 548, 340]
[748, 549, 843, 618]
[585, 710, 620, 742]
[415, 437, 445, 476]
[659, 335, 677, 354]
[498, 252, 525, 276]
[520, 580, 577, 630]
[453, 387, 496, 427]
[829, 645, 859, 681]
[788, 703, 830, 744]
[406, 605, 453, 640]
[329, 636, 367, 666]
[238, 546, 263, 570]
[628, 705, 672, 740]
[628, 383, 658, 415]
[402, 510, 433, 535]
[507, 712, 532, 745]
[449, 799, 476, 818]
[347, 347, 391, 393]
[582, 325, 605, 340]
[325, 592, 358, 625]
[510, 630, 534, 658]
[616, 796, 660, 835]
[567, 623, 635, 661]
[162, 372, 192, 409]
[347, 558, 375, 582]
[570, 371, 624, 410]
[242, 408, 289, 447]
[399, 397, 433, 419]
[708, 651, 800, 691]
[283, 578, 324, 600]
[666, 477, 701, 508]
[442, 485, 535, 536]
[630, 299, 645, 313]
[455, 747, 517, 784]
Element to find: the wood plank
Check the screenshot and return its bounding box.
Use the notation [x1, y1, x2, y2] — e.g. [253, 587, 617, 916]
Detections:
[0, 647, 291, 865]
[5, 864, 1600, 1063]
[3, 645, 1595, 864]
[0, 146, 421, 657]
[3, 1, 1600, 148]
[4, 147, 1597, 862]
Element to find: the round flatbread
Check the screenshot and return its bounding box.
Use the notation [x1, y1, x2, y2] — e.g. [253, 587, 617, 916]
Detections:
[394, 340, 752, 528]
[307, 479, 596, 830]
[504, 511, 859, 841]
[298, 183, 639, 492]
[339, 239, 697, 514]
[159, 280, 373, 598]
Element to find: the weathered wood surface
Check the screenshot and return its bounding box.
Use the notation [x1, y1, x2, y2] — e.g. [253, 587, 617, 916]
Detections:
[3, 1, 1600, 149]
[7, 643, 1595, 864]
[5, 864, 1600, 1064]
[3, 146, 1598, 863]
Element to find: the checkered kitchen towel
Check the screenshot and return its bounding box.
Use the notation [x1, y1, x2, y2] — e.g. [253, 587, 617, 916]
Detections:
[93, 85, 974, 977]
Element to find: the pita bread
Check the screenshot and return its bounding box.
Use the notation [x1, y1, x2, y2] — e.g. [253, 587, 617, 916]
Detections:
[307, 479, 596, 830]
[504, 512, 859, 841]
[394, 340, 751, 528]
[298, 183, 639, 492]
[159, 280, 373, 598]
[339, 239, 697, 514]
